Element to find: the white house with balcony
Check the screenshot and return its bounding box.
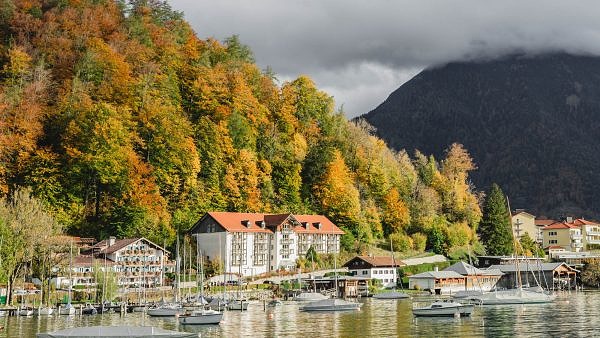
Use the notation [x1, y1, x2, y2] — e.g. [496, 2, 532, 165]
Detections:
[66, 237, 175, 289]
[343, 256, 404, 288]
[189, 212, 344, 277]
[569, 218, 600, 250]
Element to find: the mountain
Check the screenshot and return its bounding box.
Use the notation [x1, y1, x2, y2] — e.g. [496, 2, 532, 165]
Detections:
[362, 53, 600, 218]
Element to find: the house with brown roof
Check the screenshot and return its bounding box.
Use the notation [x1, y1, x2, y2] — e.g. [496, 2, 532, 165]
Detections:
[189, 212, 344, 277]
[343, 256, 404, 287]
[71, 237, 175, 289]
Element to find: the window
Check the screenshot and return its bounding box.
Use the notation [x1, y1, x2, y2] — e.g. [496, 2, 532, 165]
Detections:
[549, 240, 558, 244]
[362, 270, 368, 275]
[549, 231, 557, 236]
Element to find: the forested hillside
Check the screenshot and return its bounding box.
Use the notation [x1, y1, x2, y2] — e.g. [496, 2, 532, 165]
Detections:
[0, 0, 481, 255]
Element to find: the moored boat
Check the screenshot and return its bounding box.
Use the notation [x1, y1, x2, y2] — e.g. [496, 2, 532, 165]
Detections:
[412, 300, 474, 317]
[34, 307, 55, 316]
[146, 304, 183, 317]
[227, 299, 249, 311]
[373, 291, 410, 299]
[300, 298, 361, 312]
[473, 288, 556, 305]
[178, 309, 223, 325]
[293, 292, 328, 301]
[59, 304, 76, 315]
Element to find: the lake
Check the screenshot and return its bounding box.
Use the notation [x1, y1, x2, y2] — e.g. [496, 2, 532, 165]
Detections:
[1, 291, 597, 337]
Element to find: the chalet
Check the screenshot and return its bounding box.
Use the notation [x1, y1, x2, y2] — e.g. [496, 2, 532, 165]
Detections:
[443, 261, 503, 292]
[343, 256, 404, 288]
[408, 269, 466, 295]
[189, 212, 344, 277]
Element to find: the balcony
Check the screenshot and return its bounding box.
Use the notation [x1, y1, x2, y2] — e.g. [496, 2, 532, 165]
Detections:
[587, 230, 600, 236]
[572, 242, 583, 248]
[280, 238, 294, 244]
[587, 238, 600, 245]
[571, 234, 583, 240]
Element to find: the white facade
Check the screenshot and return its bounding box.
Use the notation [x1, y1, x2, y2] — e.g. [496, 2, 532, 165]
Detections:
[191, 213, 343, 277]
[354, 268, 396, 287]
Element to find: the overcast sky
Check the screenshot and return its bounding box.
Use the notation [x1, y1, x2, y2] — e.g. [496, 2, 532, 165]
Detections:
[169, 0, 600, 118]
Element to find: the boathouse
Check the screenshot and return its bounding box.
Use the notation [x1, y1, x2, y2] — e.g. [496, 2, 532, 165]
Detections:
[488, 262, 578, 290]
[408, 269, 466, 295]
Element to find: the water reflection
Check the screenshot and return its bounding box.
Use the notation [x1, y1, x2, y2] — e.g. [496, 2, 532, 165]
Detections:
[2, 291, 599, 337]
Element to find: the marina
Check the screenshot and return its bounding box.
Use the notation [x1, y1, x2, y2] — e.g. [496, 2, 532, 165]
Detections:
[1, 291, 599, 337]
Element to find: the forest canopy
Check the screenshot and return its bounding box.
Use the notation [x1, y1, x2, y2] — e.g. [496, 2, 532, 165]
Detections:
[0, 0, 483, 256]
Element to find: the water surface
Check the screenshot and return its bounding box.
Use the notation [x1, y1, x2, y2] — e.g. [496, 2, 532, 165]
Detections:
[0, 291, 594, 337]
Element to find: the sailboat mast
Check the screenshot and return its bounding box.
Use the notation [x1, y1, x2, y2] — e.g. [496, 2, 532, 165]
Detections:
[506, 196, 523, 289]
[68, 240, 73, 305]
[175, 233, 180, 303]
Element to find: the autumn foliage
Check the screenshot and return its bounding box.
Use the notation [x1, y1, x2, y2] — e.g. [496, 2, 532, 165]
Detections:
[0, 0, 482, 252]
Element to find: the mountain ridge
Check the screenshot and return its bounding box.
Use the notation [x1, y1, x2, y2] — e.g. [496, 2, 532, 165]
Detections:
[362, 53, 600, 218]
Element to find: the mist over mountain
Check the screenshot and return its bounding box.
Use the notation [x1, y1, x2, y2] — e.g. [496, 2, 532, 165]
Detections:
[362, 53, 600, 218]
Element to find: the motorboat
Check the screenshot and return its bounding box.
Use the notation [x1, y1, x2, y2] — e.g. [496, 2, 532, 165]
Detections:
[412, 300, 474, 317]
[267, 300, 282, 307]
[373, 291, 410, 299]
[37, 326, 197, 338]
[59, 304, 76, 315]
[293, 292, 328, 301]
[227, 299, 249, 311]
[19, 307, 34, 316]
[146, 304, 183, 317]
[34, 307, 55, 316]
[178, 309, 224, 325]
[473, 288, 556, 305]
[300, 298, 361, 312]
[82, 304, 98, 315]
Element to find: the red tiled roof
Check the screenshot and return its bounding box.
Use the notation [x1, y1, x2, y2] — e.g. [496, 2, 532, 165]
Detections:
[206, 212, 344, 235]
[73, 255, 116, 266]
[536, 219, 557, 226]
[208, 212, 274, 233]
[90, 238, 168, 254]
[293, 215, 345, 235]
[542, 222, 580, 230]
[571, 218, 600, 226]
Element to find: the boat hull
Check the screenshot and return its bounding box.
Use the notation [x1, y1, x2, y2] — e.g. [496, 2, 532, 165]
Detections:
[373, 291, 410, 299]
[178, 312, 224, 325]
[475, 289, 556, 305]
[147, 307, 183, 317]
[227, 300, 249, 311]
[300, 299, 362, 312]
[34, 307, 54, 316]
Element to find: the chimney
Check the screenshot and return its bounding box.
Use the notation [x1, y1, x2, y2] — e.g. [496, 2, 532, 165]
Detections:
[109, 236, 116, 246]
[567, 216, 573, 223]
[434, 266, 439, 272]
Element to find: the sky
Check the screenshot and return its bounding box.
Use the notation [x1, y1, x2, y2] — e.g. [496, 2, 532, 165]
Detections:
[169, 0, 600, 118]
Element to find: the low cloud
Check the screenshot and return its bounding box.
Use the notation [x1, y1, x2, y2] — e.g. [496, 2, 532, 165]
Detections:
[171, 0, 600, 117]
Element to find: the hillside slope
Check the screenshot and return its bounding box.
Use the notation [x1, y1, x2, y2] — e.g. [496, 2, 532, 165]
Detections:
[363, 53, 600, 218]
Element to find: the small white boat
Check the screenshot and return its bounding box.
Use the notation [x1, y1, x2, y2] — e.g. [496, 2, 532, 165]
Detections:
[227, 299, 249, 311]
[293, 292, 328, 301]
[300, 298, 361, 312]
[59, 304, 76, 315]
[37, 326, 197, 338]
[373, 291, 410, 299]
[267, 300, 282, 307]
[146, 304, 183, 317]
[178, 309, 223, 325]
[19, 308, 34, 316]
[34, 307, 54, 316]
[412, 300, 474, 317]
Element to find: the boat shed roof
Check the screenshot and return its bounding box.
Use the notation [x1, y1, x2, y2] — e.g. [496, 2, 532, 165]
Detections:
[408, 271, 465, 279]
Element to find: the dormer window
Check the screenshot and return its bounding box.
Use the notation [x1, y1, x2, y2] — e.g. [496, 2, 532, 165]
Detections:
[241, 220, 251, 227]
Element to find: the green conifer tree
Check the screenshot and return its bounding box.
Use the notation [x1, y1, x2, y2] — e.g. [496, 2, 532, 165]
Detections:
[478, 183, 513, 255]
